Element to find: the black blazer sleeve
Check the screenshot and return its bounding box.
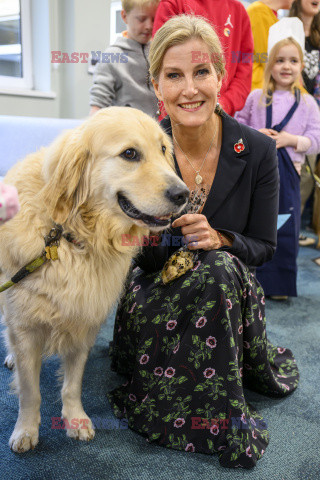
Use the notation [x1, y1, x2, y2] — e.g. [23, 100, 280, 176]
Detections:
[134, 244, 170, 273]
[219, 139, 279, 267]
[134, 226, 180, 272]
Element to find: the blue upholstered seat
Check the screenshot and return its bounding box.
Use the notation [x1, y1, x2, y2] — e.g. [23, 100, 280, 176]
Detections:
[0, 115, 82, 178]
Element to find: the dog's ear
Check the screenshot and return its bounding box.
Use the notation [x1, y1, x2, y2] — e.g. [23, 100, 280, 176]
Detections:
[42, 130, 91, 224]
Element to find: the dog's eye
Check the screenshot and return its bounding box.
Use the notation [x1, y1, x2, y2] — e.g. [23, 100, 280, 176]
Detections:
[162, 146, 166, 154]
[120, 149, 140, 161]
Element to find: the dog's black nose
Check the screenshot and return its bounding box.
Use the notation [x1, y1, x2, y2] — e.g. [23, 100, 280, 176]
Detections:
[165, 185, 189, 206]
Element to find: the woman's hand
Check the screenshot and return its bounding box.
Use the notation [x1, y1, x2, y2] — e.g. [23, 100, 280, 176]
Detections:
[267, 130, 298, 149]
[172, 214, 222, 250]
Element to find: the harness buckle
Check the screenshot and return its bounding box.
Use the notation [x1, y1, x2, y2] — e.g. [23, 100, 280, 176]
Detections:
[44, 224, 63, 247]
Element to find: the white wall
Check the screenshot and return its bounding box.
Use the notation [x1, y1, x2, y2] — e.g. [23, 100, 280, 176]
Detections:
[0, 0, 111, 119]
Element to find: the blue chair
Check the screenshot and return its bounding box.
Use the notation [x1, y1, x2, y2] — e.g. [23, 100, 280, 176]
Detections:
[0, 115, 82, 178]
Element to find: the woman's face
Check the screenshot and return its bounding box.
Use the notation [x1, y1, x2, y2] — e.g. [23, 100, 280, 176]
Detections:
[152, 38, 222, 129]
[300, 0, 320, 17]
[270, 43, 302, 90]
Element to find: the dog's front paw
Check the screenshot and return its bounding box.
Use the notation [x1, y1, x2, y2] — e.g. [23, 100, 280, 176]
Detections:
[4, 353, 15, 370]
[9, 426, 39, 453]
[64, 414, 95, 442]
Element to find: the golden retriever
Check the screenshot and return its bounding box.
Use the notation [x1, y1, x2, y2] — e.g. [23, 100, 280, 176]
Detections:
[0, 107, 188, 453]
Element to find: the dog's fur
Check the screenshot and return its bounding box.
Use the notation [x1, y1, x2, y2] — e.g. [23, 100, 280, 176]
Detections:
[0, 107, 188, 452]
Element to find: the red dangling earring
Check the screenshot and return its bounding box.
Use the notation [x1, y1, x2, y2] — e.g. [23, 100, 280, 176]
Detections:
[156, 100, 163, 117]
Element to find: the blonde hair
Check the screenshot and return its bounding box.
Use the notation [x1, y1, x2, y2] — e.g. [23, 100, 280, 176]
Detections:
[122, 0, 160, 14]
[149, 14, 226, 82]
[262, 37, 304, 105]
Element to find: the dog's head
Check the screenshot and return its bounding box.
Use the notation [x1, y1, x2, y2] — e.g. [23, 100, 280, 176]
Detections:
[42, 107, 189, 232]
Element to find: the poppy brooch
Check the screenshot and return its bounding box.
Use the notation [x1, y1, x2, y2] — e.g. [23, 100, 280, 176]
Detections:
[234, 138, 245, 153]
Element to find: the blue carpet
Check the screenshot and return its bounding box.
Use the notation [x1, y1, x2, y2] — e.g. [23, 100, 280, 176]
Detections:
[0, 244, 319, 480]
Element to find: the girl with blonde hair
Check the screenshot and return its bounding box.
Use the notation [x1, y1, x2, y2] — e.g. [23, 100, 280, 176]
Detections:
[236, 17, 320, 298]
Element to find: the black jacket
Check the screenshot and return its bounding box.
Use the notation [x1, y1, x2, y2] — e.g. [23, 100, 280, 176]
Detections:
[137, 112, 279, 272]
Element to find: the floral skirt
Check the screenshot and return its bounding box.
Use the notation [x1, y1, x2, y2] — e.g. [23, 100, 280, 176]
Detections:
[108, 250, 299, 468]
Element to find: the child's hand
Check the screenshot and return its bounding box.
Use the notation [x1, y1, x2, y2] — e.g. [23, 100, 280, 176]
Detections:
[0, 183, 20, 225]
[258, 128, 275, 137]
[89, 106, 101, 116]
[268, 130, 298, 149]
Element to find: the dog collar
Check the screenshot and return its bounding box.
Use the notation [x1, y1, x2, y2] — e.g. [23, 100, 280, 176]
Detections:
[63, 232, 83, 248]
[49, 222, 83, 249]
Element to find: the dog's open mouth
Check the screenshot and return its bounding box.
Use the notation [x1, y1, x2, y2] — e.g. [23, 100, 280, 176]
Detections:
[118, 193, 173, 227]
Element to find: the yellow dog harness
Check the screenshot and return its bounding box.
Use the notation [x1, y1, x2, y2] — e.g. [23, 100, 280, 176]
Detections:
[0, 224, 63, 293]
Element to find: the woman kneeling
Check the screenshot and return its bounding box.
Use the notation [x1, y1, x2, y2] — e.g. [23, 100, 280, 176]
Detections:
[108, 14, 299, 469]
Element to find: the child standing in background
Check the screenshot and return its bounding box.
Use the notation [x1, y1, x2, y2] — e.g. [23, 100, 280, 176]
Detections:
[235, 17, 320, 298]
[290, 0, 320, 102]
[89, 0, 159, 117]
[289, 0, 320, 240]
[247, 0, 294, 90]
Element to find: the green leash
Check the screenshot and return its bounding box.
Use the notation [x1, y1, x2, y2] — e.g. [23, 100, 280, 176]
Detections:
[0, 224, 63, 293]
[0, 256, 47, 292]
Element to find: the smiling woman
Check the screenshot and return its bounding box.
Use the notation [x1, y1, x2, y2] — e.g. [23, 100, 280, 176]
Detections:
[108, 15, 300, 469]
[152, 38, 222, 133]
